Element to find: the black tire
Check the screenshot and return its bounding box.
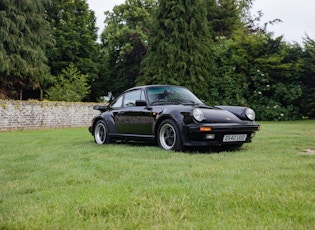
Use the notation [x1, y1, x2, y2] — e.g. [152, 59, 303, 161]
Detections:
[157, 119, 183, 151]
[93, 120, 109, 144]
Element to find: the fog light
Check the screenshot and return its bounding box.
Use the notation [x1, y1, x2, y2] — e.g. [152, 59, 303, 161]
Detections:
[206, 134, 215, 140]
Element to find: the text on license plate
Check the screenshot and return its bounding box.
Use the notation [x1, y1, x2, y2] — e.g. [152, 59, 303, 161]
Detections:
[223, 134, 247, 142]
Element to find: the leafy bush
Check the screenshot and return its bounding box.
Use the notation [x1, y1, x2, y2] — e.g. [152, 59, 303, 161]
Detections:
[46, 64, 90, 102]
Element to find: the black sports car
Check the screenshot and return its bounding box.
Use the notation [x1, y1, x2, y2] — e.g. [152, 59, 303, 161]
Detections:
[89, 85, 260, 151]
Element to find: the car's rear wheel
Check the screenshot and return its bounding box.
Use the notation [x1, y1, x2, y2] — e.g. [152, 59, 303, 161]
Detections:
[94, 120, 109, 144]
[157, 119, 183, 151]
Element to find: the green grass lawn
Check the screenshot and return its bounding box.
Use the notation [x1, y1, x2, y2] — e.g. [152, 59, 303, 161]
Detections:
[0, 121, 315, 229]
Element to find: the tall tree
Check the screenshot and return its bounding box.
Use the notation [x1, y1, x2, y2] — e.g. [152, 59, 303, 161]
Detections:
[45, 0, 98, 100]
[97, 0, 156, 99]
[138, 0, 215, 101]
[299, 36, 315, 118]
[0, 0, 51, 99]
[206, 0, 242, 38]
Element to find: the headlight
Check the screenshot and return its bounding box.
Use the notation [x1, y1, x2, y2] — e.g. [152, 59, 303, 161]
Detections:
[193, 108, 205, 122]
[245, 108, 255, 121]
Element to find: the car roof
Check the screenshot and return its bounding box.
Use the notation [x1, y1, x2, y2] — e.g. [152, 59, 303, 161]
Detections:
[126, 85, 185, 92]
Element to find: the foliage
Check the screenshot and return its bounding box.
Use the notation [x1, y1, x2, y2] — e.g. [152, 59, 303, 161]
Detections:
[247, 38, 302, 120]
[206, 0, 245, 39]
[96, 0, 156, 99]
[0, 0, 51, 99]
[138, 0, 215, 101]
[45, 0, 98, 99]
[299, 36, 315, 118]
[1, 0, 315, 120]
[1, 121, 315, 229]
[210, 36, 248, 105]
[46, 64, 90, 102]
[215, 30, 303, 120]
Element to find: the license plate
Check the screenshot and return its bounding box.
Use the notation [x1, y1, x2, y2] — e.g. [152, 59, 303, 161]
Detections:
[223, 134, 247, 142]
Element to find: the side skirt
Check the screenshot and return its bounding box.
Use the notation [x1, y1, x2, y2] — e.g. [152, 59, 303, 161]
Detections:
[109, 133, 156, 142]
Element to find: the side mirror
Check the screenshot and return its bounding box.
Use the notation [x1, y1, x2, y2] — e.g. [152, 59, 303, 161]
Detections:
[135, 100, 147, 106]
[93, 105, 107, 112]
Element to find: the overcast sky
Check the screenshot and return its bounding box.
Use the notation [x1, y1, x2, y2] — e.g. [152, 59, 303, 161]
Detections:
[87, 0, 315, 44]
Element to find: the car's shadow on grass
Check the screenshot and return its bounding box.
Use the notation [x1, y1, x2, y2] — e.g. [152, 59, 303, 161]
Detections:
[184, 146, 243, 154]
[100, 140, 243, 154]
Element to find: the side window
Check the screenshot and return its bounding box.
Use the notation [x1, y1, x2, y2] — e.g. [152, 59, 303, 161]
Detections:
[123, 90, 142, 107]
[111, 96, 123, 108]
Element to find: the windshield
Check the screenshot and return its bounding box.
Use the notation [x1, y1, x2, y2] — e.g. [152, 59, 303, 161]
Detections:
[146, 86, 203, 105]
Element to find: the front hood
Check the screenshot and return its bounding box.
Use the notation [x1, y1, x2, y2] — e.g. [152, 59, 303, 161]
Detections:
[156, 104, 247, 123]
[201, 108, 242, 123]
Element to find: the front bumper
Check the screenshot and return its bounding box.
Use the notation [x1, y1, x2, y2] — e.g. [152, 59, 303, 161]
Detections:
[182, 123, 259, 147]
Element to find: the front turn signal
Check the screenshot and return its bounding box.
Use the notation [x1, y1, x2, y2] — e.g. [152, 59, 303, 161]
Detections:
[200, 126, 211, 132]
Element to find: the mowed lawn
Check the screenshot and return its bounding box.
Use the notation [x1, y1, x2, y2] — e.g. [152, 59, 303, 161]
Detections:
[0, 121, 314, 229]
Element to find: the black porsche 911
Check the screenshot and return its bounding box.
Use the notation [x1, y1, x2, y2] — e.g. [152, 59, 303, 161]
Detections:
[89, 85, 260, 151]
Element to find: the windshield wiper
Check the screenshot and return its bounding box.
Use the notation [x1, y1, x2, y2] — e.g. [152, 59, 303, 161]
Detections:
[174, 100, 198, 105]
[151, 101, 173, 105]
[151, 100, 199, 106]
[197, 104, 217, 109]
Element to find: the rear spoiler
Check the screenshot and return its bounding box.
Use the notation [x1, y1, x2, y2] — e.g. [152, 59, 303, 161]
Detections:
[93, 105, 107, 113]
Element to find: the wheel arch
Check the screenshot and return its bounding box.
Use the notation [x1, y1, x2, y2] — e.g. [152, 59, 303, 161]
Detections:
[91, 116, 106, 133]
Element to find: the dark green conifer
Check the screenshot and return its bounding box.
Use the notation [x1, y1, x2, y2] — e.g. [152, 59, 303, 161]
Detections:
[139, 0, 215, 101]
[0, 0, 51, 99]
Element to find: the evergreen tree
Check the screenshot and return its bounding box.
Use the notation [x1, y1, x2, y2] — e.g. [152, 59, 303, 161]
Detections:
[0, 0, 51, 99]
[206, 0, 243, 38]
[98, 0, 156, 98]
[46, 64, 90, 102]
[45, 0, 98, 100]
[300, 36, 315, 118]
[138, 0, 215, 101]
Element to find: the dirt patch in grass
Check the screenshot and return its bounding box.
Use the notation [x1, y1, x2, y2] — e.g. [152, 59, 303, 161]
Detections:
[300, 149, 315, 155]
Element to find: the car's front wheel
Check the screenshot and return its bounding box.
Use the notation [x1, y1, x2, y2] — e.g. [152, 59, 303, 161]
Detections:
[94, 120, 109, 144]
[157, 119, 183, 151]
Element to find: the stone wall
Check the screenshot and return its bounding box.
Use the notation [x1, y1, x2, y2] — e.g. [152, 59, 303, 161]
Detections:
[0, 100, 101, 131]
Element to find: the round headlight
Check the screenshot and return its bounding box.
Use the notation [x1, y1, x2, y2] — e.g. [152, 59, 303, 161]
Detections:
[193, 108, 205, 122]
[245, 108, 255, 121]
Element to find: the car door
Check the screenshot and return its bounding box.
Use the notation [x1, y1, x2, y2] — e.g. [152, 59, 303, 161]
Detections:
[114, 89, 154, 135]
